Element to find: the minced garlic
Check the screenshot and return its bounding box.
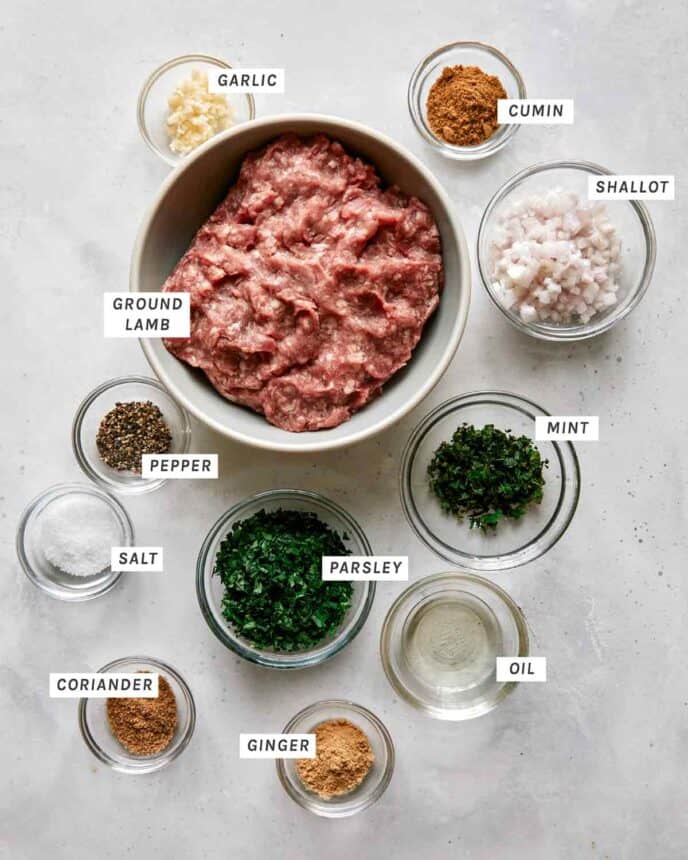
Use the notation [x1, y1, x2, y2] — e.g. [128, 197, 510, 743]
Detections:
[166, 68, 233, 156]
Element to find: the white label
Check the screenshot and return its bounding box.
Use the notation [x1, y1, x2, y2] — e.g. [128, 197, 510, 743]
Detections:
[50, 673, 159, 698]
[141, 454, 218, 479]
[535, 416, 599, 441]
[498, 99, 574, 124]
[208, 68, 285, 94]
[110, 547, 164, 572]
[322, 556, 408, 581]
[239, 733, 315, 759]
[104, 292, 190, 338]
[588, 175, 674, 200]
[496, 658, 547, 682]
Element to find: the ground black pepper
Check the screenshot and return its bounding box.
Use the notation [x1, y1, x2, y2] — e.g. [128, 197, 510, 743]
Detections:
[96, 400, 172, 473]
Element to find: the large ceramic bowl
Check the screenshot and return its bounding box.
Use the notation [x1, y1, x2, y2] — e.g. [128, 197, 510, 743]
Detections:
[130, 114, 470, 452]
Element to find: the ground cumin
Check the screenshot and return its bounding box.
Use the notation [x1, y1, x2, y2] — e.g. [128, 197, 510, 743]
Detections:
[107, 674, 177, 756]
[296, 718, 374, 799]
[426, 65, 506, 146]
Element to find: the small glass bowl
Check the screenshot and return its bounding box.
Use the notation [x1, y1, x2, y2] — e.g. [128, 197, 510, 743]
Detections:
[477, 161, 657, 340]
[16, 482, 134, 601]
[380, 572, 529, 721]
[72, 375, 191, 495]
[79, 656, 196, 774]
[400, 392, 580, 571]
[408, 41, 525, 160]
[197, 490, 375, 669]
[137, 54, 257, 167]
[277, 700, 394, 817]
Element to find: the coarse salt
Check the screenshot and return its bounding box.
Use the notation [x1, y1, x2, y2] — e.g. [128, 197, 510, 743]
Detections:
[39, 495, 121, 577]
[489, 188, 622, 326]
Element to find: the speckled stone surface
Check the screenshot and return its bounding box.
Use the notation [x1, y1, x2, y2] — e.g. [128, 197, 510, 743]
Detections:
[2, 1, 686, 858]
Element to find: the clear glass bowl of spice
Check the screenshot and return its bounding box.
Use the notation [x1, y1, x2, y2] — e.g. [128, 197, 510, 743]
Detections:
[137, 54, 257, 167]
[477, 161, 657, 341]
[79, 656, 196, 774]
[16, 482, 134, 601]
[408, 41, 526, 160]
[196, 489, 375, 669]
[277, 700, 394, 817]
[72, 375, 191, 495]
[400, 392, 580, 571]
[380, 572, 530, 721]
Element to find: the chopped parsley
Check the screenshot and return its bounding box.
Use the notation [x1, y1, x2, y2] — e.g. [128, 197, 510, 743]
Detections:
[213, 508, 353, 652]
[427, 423, 548, 531]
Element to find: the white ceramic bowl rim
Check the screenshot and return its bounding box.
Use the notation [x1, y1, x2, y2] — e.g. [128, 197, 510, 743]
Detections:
[130, 113, 471, 452]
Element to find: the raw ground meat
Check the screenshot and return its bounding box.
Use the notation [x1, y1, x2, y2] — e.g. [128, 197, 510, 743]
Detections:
[162, 133, 443, 432]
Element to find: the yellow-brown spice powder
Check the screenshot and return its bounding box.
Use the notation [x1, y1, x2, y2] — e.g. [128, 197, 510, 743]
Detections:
[296, 718, 374, 799]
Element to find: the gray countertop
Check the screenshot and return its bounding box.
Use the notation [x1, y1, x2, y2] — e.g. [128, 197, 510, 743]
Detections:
[2, 1, 687, 858]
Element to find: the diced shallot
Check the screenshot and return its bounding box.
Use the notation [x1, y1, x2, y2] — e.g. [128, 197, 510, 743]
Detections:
[489, 188, 622, 326]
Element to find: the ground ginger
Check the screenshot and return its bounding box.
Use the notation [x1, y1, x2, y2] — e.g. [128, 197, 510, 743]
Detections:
[296, 718, 374, 799]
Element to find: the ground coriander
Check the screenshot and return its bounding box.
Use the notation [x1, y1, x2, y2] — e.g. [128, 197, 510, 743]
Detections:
[107, 674, 177, 756]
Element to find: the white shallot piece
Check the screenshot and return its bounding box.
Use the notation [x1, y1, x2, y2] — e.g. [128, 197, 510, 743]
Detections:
[489, 188, 622, 326]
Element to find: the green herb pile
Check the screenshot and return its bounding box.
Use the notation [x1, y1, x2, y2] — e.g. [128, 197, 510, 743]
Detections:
[427, 423, 548, 531]
[213, 508, 353, 652]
